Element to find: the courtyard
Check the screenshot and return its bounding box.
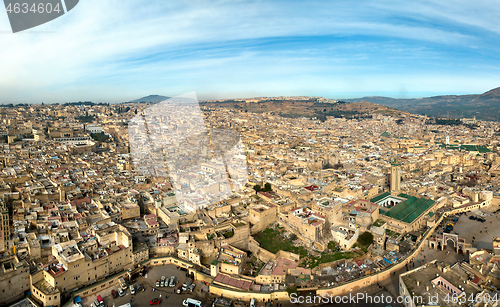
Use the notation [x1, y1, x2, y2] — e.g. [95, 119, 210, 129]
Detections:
[449, 209, 500, 250]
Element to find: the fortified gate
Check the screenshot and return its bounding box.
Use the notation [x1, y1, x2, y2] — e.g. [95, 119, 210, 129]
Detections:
[428, 233, 471, 254]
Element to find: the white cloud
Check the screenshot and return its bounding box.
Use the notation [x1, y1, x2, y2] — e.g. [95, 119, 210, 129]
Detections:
[0, 0, 498, 102]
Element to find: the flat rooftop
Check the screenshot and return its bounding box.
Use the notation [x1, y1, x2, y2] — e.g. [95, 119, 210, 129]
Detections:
[213, 273, 252, 291]
[259, 257, 297, 276]
[401, 261, 481, 307]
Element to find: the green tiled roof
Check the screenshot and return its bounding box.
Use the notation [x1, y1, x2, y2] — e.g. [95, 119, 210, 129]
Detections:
[439, 143, 491, 153]
[385, 196, 417, 219]
[370, 192, 391, 203]
[397, 193, 411, 199]
[382, 196, 435, 224]
[428, 212, 434, 217]
[402, 199, 435, 223]
[381, 131, 391, 137]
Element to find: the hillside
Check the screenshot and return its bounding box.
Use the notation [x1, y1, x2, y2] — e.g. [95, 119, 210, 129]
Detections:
[201, 98, 404, 120]
[342, 87, 500, 121]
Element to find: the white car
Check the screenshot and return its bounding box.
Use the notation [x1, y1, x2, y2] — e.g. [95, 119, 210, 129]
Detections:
[130, 284, 135, 295]
[118, 288, 125, 297]
[182, 298, 202, 307]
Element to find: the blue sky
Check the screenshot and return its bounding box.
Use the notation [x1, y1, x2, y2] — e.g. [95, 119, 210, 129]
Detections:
[1, 0, 500, 103]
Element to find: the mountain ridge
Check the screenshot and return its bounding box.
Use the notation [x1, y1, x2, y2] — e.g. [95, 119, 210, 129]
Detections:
[130, 87, 500, 121]
[341, 87, 500, 121]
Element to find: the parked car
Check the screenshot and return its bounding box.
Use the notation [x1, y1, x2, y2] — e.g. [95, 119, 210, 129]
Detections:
[160, 276, 166, 287]
[150, 298, 161, 305]
[182, 298, 202, 307]
[156, 280, 160, 287]
[136, 283, 143, 292]
[130, 284, 135, 295]
[118, 288, 125, 297]
[169, 276, 175, 287]
[181, 278, 193, 292]
[188, 283, 195, 292]
[96, 295, 104, 307]
[176, 285, 183, 294]
[119, 277, 127, 290]
[111, 290, 118, 299]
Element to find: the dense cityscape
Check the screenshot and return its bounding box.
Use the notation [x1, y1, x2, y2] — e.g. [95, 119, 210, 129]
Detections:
[0, 97, 500, 307]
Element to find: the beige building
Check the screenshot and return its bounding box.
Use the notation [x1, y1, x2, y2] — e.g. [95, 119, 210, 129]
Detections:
[30, 224, 134, 301]
[256, 257, 297, 285]
[120, 203, 140, 220]
[216, 244, 247, 275]
[0, 255, 30, 305]
[0, 203, 7, 253]
[177, 242, 201, 265]
[288, 207, 326, 242]
[390, 160, 401, 194]
[493, 237, 500, 255]
[248, 203, 277, 233]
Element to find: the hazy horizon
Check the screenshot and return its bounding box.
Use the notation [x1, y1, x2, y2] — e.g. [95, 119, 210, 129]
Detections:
[2, 88, 500, 105]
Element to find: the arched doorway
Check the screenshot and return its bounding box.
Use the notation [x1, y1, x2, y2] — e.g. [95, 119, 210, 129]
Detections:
[445, 238, 456, 252]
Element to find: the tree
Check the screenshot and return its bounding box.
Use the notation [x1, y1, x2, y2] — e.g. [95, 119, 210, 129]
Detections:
[357, 231, 374, 247]
[254, 185, 261, 193]
[90, 132, 110, 142]
[290, 234, 298, 241]
[263, 183, 272, 192]
[286, 285, 298, 297]
[328, 241, 336, 250]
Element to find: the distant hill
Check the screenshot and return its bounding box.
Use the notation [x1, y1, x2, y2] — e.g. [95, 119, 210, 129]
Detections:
[130, 95, 170, 103]
[341, 87, 500, 121]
